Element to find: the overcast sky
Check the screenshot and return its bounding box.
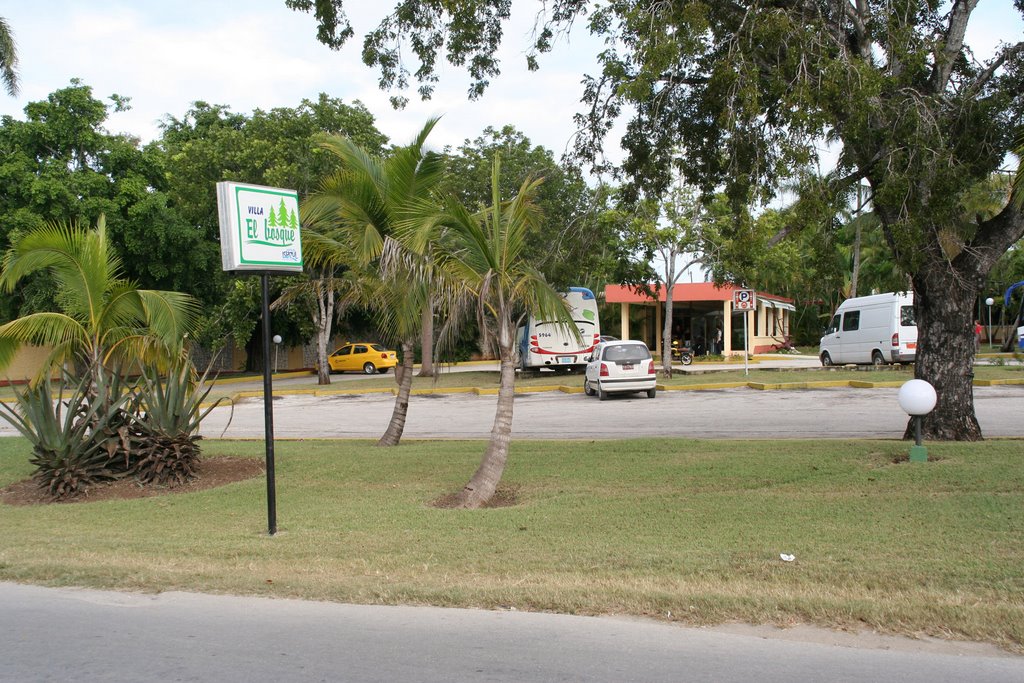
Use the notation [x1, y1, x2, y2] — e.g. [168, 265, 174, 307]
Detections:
[2, 1, 1021, 166]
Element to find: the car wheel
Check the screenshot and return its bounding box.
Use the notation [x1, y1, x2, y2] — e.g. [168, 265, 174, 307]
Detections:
[647, 387, 656, 399]
[584, 379, 595, 396]
[820, 352, 833, 367]
[598, 385, 608, 401]
[871, 351, 885, 366]
[377, 367, 389, 374]
[363, 362, 376, 374]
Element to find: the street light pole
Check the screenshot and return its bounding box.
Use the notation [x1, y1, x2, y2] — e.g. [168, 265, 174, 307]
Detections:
[985, 297, 994, 349]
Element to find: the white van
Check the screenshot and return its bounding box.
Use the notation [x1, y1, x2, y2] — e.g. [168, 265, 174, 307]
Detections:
[819, 292, 917, 366]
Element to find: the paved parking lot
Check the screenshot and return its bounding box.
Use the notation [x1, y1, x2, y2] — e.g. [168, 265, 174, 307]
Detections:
[197, 384, 1024, 440]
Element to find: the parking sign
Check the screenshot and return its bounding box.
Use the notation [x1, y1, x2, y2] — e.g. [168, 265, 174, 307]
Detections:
[733, 289, 756, 310]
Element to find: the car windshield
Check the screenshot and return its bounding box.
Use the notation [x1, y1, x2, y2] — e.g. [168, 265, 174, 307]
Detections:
[603, 343, 650, 363]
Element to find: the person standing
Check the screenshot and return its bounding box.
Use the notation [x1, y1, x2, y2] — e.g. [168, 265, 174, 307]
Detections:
[974, 320, 983, 352]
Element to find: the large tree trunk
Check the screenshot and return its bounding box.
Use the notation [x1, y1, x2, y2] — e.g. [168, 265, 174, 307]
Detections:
[880, 201, 1024, 441]
[377, 339, 415, 446]
[417, 298, 434, 377]
[453, 336, 516, 509]
[908, 273, 982, 441]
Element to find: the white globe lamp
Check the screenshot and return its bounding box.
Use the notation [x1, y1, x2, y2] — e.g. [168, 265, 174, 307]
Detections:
[898, 379, 936, 462]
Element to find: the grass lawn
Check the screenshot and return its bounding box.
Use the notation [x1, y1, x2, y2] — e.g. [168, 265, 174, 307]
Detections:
[1, 436, 1022, 650]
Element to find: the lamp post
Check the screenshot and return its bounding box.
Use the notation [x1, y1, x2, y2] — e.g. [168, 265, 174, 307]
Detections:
[898, 379, 937, 463]
[985, 297, 994, 349]
[272, 334, 282, 374]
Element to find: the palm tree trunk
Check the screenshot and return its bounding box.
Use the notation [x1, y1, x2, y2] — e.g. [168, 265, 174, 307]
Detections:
[417, 298, 434, 377]
[453, 344, 516, 508]
[315, 275, 334, 385]
[377, 339, 415, 446]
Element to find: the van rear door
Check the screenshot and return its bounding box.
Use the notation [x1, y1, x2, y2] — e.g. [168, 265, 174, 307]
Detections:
[894, 303, 917, 362]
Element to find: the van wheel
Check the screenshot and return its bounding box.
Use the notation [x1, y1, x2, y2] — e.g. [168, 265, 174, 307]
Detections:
[820, 352, 833, 367]
[871, 351, 885, 366]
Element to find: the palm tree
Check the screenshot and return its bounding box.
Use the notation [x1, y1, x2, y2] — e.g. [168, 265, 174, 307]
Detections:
[426, 156, 573, 508]
[0, 17, 18, 96]
[0, 216, 200, 379]
[302, 119, 445, 446]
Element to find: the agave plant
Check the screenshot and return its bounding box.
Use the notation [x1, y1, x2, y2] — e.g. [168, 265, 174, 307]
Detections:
[131, 360, 228, 486]
[0, 366, 135, 499]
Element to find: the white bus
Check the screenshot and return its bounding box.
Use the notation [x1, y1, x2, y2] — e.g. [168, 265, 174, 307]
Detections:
[517, 287, 601, 372]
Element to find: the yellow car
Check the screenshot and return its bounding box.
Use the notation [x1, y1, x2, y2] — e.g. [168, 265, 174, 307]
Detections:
[327, 342, 398, 374]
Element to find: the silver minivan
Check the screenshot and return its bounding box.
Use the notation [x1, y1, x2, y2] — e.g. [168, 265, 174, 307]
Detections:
[584, 340, 657, 400]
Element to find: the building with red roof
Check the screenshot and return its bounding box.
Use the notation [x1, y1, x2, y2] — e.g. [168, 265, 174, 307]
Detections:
[604, 283, 796, 357]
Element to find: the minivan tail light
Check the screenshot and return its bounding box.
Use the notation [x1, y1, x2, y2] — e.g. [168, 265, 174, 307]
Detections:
[600, 362, 609, 377]
[891, 333, 899, 347]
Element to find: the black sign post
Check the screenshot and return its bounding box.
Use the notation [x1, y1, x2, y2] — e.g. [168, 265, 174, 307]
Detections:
[216, 182, 303, 537]
[261, 273, 277, 536]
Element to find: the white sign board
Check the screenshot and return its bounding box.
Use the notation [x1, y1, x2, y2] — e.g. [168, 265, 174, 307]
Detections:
[733, 289, 756, 310]
[217, 182, 304, 273]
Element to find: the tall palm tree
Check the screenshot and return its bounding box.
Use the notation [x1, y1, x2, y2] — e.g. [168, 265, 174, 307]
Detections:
[302, 119, 445, 446]
[426, 156, 573, 508]
[0, 216, 200, 379]
[0, 17, 18, 96]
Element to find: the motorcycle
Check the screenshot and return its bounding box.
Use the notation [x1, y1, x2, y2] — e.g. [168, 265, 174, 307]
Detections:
[671, 340, 693, 366]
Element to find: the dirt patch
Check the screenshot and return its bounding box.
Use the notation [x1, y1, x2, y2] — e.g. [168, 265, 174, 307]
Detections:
[0, 457, 265, 506]
[431, 484, 520, 509]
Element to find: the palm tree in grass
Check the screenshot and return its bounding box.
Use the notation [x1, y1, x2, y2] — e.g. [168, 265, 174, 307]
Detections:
[0, 17, 18, 96]
[421, 156, 575, 508]
[0, 216, 200, 379]
[302, 119, 445, 446]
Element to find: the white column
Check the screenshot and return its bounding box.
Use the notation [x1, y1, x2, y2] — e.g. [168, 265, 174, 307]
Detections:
[722, 300, 732, 355]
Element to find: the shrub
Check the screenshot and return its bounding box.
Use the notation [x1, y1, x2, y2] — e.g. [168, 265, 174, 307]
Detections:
[0, 367, 135, 498]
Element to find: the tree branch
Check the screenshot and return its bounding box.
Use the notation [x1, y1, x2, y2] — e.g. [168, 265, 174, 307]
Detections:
[965, 41, 1024, 96]
[932, 0, 979, 93]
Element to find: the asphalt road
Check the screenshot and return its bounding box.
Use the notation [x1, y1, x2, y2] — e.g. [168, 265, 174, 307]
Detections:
[197, 383, 1024, 440]
[2, 583, 1021, 683]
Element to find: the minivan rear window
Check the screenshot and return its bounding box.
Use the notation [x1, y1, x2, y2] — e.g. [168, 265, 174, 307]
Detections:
[900, 306, 916, 326]
[603, 344, 651, 363]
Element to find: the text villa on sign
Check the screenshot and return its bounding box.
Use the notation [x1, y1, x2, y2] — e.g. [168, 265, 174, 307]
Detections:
[216, 182, 304, 273]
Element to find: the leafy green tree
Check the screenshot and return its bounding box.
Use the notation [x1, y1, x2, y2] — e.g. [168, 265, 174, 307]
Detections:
[427, 157, 574, 508]
[442, 125, 628, 291]
[0, 16, 18, 96]
[0, 216, 200, 377]
[293, 2, 1024, 439]
[158, 95, 388, 366]
[0, 80, 219, 315]
[624, 183, 705, 376]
